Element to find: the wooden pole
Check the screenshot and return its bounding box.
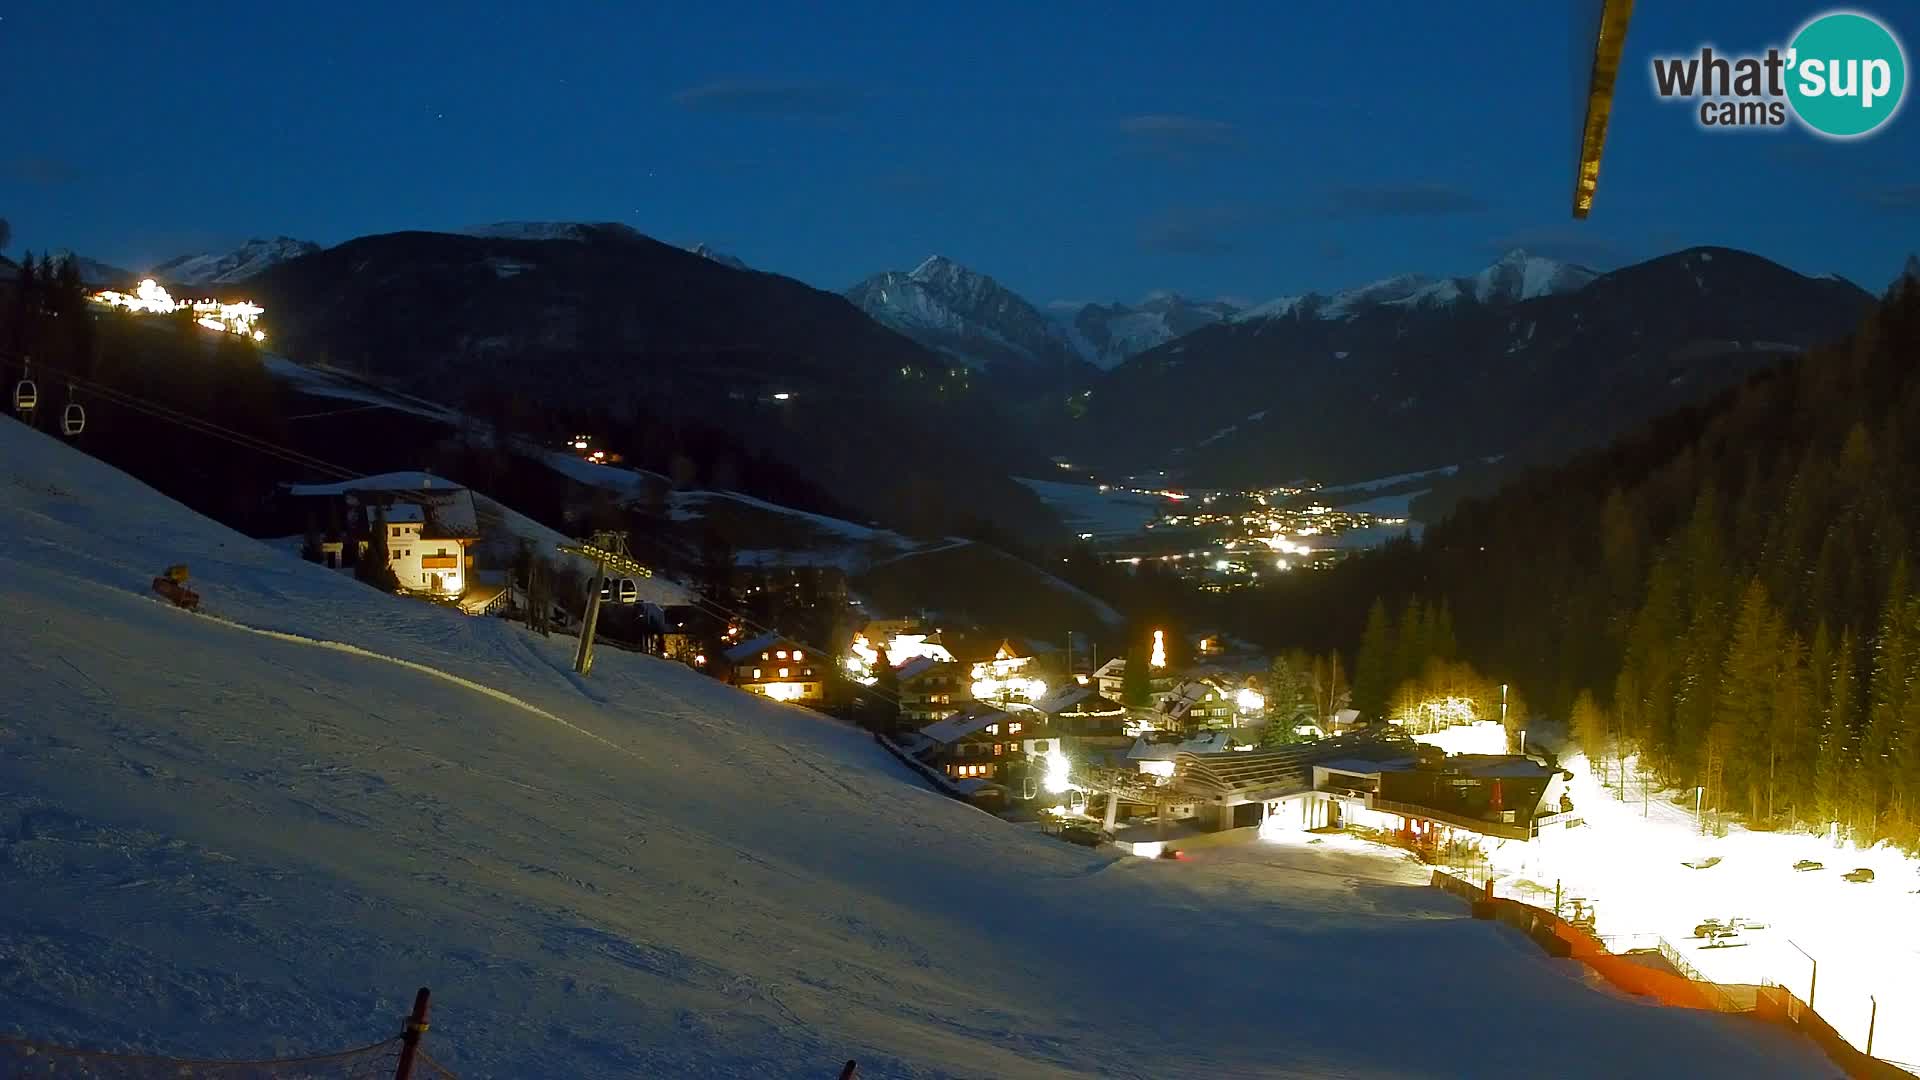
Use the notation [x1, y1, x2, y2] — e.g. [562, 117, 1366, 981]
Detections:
[394, 987, 431, 1080]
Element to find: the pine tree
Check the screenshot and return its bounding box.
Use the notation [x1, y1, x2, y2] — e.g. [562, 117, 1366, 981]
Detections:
[1353, 598, 1395, 719]
[1715, 578, 1781, 818]
[1121, 647, 1150, 708]
[1391, 597, 1429, 696]
[1265, 655, 1306, 734]
[1570, 689, 1609, 775]
[1430, 601, 1458, 662]
[870, 648, 901, 733]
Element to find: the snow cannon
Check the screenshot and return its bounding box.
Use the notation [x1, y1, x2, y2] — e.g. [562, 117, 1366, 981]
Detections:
[152, 564, 200, 611]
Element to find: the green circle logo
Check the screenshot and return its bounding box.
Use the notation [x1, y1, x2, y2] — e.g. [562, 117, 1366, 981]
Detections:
[1787, 11, 1907, 137]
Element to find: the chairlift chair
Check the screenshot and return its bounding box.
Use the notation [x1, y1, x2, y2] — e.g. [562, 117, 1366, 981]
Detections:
[599, 581, 613, 603]
[13, 377, 36, 414]
[62, 388, 84, 436]
[618, 578, 638, 604]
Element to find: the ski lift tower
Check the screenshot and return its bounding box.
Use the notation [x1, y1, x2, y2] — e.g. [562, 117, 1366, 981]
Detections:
[556, 530, 652, 676]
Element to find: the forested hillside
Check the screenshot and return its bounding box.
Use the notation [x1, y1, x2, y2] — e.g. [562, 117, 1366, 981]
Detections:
[1261, 278, 1920, 848]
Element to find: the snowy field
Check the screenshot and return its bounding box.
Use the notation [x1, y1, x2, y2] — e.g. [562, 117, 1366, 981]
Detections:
[1013, 478, 1166, 540]
[1423, 723, 1920, 1070]
[0, 420, 1836, 1078]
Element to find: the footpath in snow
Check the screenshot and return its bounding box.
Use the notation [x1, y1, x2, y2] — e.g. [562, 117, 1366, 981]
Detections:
[0, 419, 1835, 1078]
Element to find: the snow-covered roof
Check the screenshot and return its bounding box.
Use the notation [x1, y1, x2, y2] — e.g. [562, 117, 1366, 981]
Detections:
[920, 703, 1012, 745]
[383, 503, 425, 524]
[1032, 685, 1125, 716]
[286, 472, 461, 497]
[1129, 730, 1235, 761]
[895, 656, 943, 683]
[1093, 657, 1126, 679]
[723, 632, 790, 665]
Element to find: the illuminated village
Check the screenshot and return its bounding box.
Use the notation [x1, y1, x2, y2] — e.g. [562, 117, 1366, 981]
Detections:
[1099, 486, 1415, 589]
[90, 278, 268, 341]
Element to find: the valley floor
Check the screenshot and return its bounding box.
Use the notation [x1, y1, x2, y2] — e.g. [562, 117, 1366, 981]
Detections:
[0, 419, 1835, 1078]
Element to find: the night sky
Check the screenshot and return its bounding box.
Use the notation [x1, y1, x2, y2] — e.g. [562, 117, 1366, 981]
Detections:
[5, 1, 1915, 305]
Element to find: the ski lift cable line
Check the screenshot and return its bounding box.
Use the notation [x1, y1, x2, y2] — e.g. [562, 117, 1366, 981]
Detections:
[20, 358, 361, 481]
[49, 376, 356, 482]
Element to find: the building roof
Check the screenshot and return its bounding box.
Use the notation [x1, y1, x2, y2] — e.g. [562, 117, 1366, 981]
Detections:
[1093, 657, 1126, 680]
[384, 503, 426, 524]
[1174, 729, 1418, 804]
[896, 656, 945, 683]
[920, 702, 1014, 745]
[1129, 730, 1236, 761]
[288, 475, 480, 540]
[1032, 685, 1126, 717]
[723, 631, 796, 665]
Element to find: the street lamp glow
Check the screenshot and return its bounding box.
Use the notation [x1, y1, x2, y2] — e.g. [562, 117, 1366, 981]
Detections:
[1043, 747, 1072, 794]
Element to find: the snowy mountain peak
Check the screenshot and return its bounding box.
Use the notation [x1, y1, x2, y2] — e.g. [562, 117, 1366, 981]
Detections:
[687, 243, 748, 271]
[1054, 292, 1242, 369]
[149, 236, 321, 286]
[1232, 251, 1598, 324]
[847, 257, 1072, 373]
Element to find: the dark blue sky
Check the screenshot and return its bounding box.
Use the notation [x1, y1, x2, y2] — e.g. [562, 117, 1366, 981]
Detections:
[5, 1, 1915, 305]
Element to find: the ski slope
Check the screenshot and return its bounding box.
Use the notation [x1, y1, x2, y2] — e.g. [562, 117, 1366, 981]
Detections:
[0, 419, 1834, 1078]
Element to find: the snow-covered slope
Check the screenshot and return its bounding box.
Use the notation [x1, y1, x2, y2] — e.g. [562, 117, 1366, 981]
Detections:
[687, 243, 748, 270]
[45, 250, 134, 287]
[1232, 250, 1596, 324]
[149, 237, 321, 286]
[846, 256, 1075, 374]
[0, 420, 1834, 1077]
[1050, 293, 1240, 370]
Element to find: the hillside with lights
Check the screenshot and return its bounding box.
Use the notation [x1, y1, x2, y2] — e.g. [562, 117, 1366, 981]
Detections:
[0, 408, 1838, 1079]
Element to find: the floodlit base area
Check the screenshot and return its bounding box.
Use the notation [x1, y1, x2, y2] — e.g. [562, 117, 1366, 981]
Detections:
[0, 421, 1836, 1078]
[1483, 744, 1920, 1068]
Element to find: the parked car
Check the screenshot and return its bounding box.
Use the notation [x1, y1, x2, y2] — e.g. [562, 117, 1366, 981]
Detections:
[1842, 867, 1875, 883]
[1682, 856, 1722, 870]
[1793, 859, 1824, 872]
[1058, 826, 1101, 847]
[1691, 919, 1727, 939]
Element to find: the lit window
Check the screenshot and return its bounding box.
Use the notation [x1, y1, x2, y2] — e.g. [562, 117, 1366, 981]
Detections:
[993, 744, 1003, 755]
[987, 724, 999, 735]
[779, 667, 789, 678]
[753, 668, 762, 679]
[793, 651, 804, 661]
[803, 668, 813, 676]
[761, 652, 769, 660]
[777, 650, 788, 659]
[1008, 722, 1023, 734]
